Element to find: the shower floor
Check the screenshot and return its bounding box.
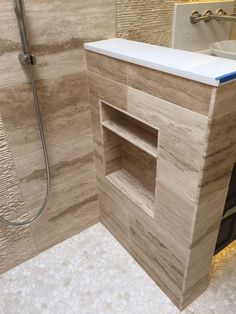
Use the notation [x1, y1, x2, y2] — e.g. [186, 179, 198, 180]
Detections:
[0, 223, 235, 314]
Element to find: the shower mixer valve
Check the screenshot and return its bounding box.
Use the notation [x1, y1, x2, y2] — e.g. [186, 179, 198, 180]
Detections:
[190, 8, 236, 24]
[18, 52, 37, 65]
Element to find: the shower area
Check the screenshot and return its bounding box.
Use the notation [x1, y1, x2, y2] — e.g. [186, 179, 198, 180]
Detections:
[0, 0, 115, 272]
[0, 0, 51, 228]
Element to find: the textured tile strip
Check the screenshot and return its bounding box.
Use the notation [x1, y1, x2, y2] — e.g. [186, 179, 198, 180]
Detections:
[0, 115, 37, 274]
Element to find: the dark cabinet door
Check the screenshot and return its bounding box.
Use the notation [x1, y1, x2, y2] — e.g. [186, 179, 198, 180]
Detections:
[224, 165, 236, 214]
[215, 164, 236, 254]
[215, 213, 236, 254]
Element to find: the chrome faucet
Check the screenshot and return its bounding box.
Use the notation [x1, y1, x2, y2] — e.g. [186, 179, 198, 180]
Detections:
[190, 8, 236, 24]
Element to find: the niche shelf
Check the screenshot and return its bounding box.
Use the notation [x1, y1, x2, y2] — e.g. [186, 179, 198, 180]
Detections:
[101, 101, 158, 218]
[107, 169, 155, 218]
[102, 118, 158, 158]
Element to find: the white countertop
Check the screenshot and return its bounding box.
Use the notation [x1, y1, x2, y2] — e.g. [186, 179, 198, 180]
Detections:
[84, 38, 236, 86]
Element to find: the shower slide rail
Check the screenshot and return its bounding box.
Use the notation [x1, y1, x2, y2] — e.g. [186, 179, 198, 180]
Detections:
[0, 0, 51, 227]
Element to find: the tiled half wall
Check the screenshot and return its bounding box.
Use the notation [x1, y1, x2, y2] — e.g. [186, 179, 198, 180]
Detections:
[86, 51, 236, 310]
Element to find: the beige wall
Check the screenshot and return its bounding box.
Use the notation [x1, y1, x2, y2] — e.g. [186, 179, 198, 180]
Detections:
[231, 1, 236, 38]
[0, 0, 116, 273]
[117, 0, 236, 46]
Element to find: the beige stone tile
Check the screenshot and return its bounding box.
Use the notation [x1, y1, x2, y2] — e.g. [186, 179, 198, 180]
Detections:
[34, 49, 87, 80]
[27, 0, 116, 79]
[231, 3, 236, 39]
[0, 0, 20, 53]
[117, 0, 174, 46]
[122, 140, 156, 192]
[37, 72, 92, 146]
[37, 71, 89, 115]
[0, 116, 37, 274]
[180, 81, 236, 308]
[0, 223, 37, 274]
[199, 109, 236, 201]
[86, 51, 127, 84]
[206, 110, 236, 154]
[32, 172, 99, 252]
[0, 0, 27, 85]
[106, 169, 155, 218]
[0, 81, 39, 156]
[128, 87, 208, 203]
[231, 24, 236, 39]
[24, 0, 116, 49]
[0, 72, 91, 157]
[90, 100, 105, 179]
[13, 133, 95, 212]
[102, 128, 122, 176]
[154, 181, 195, 261]
[100, 179, 130, 250]
[88, 72, 127, 111]
[0, 53, 28, 86]
[0, 0, 116, 84]
[181, 229, 219, 309]
[91, 107, 103, 142]
[129, 210, 184, 308]
[42, 109, 92, 150]
[156, 148, 201, 205]
[128, 64, 212, 115]
[191, 187, 229, 246]
[211, 81, 236, 118]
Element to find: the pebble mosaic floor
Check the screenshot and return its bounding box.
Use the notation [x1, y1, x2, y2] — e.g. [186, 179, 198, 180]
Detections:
[0, 223, 236, 314]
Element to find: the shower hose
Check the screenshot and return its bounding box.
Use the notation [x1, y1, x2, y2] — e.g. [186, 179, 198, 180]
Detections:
[0, 0, 51, 227]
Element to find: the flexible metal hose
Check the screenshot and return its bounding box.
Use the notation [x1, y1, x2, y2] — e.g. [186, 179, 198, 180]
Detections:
[0, 0, 51, 227]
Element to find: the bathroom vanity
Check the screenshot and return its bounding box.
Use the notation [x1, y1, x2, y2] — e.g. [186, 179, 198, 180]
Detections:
[85, 38, 236, 310]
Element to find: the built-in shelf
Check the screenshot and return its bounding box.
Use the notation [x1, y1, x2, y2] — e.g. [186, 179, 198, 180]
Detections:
[101, 102, 158, 158]
[101, 101, 158, 218]
[107, 169, 155, 218]
[102, 119, 158, 158]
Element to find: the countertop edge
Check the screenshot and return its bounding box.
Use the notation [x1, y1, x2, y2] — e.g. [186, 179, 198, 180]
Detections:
[84, 39, 236, 87]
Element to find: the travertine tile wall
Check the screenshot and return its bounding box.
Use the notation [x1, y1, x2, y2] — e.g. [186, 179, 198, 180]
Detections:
[86, 51, 236, 309]
[0, 115, 37, 273]
[0, 0, 116, 273]
[232, 2, 236, 38]
[117, 0, 236, 46]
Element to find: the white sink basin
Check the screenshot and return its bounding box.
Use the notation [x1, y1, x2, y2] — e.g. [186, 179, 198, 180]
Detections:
[210, 40, 236, 60]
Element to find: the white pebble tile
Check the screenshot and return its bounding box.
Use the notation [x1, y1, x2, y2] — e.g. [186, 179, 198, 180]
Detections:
[0, 223, 235, 314]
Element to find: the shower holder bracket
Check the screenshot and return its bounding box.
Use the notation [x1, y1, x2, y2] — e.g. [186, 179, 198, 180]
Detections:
[18, 53, 36, 65]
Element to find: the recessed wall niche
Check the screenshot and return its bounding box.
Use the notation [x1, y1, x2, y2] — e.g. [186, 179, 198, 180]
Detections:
[100, 101, 159, 218]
